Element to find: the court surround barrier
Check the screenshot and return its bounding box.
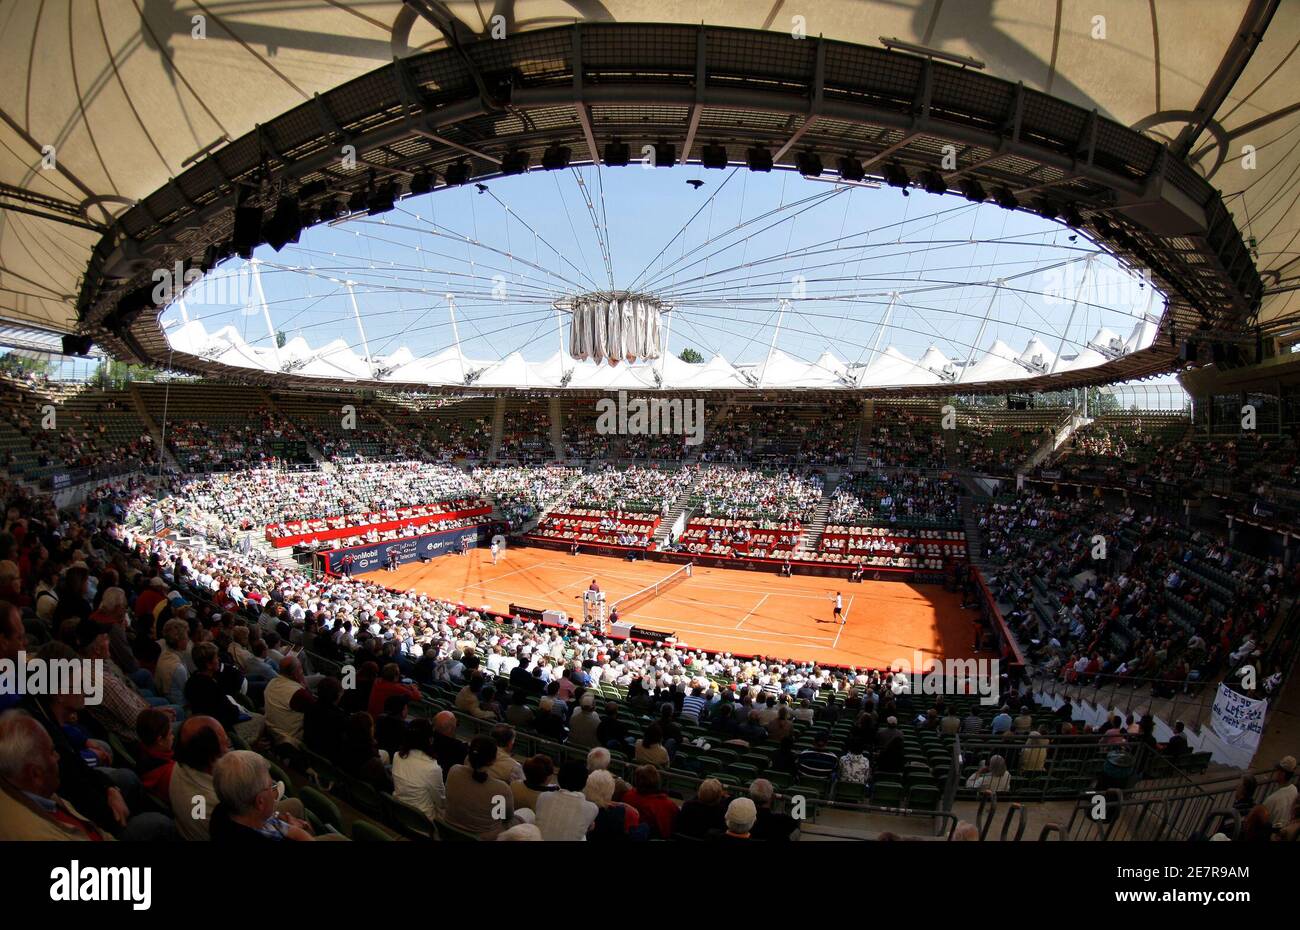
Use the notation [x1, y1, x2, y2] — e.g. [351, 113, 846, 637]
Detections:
[522, 534, 955, 585]
[970, 566, 1026, 674]
[268, 502, 491, 547]
[317, 523, 492, 574]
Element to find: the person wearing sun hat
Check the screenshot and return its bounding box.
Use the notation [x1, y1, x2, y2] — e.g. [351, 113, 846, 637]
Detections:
[1262, 755, 1297, 828]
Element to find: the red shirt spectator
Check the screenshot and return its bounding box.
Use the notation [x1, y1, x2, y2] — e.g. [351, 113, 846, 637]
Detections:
[368, 667, 422, 718]
[623, 766, 678, 839]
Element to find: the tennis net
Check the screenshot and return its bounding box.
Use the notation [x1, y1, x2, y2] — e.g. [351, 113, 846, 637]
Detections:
[611, 562, 693, 616]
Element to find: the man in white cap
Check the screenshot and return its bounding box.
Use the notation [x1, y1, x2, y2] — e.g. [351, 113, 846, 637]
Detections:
[1262, 755, 1297, 828]
[719, 797, 757, 840]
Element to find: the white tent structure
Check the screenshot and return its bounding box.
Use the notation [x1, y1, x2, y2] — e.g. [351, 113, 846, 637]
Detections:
[165, 315, 1160, 391]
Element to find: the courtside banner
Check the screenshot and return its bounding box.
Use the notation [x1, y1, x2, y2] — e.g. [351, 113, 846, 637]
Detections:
[323, 524, 488, 574]
[1210, 683, 1266, 751]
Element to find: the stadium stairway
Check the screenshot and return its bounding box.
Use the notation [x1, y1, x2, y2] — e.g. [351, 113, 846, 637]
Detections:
[367, 400, 404, 445]
[1023, 410, 1092, 473]
[517, 470, 588, 535]
[548, 396, 565, 460]
[488, 396, 506, 460]
[960, 496, 988, 568]
[690, 399, 731, 460]
[259, 388, 326, 463]
[127, 383, 179, 468]
[652, 469, 707, 548]
[798, 474, 840, 553]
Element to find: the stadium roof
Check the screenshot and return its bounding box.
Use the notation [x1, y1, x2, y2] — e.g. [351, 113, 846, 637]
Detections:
[1, 1, 1294, 384]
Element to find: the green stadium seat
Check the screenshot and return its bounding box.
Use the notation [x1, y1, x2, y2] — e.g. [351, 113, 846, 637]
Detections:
[383, 795, 435, 841]
[908, 786, 940, 810]
[833, 781, 867, 804]
[351, 820, 393, 841]
[872, 780, 905, 806]
[435, 819, 481, 842]
[345, 776, 387, 820]
[300, 786, 344, 834]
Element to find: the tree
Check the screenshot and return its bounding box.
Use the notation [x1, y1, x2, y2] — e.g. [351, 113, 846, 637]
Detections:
[93, 360, 160, 389]
[679, 347, 704, 364]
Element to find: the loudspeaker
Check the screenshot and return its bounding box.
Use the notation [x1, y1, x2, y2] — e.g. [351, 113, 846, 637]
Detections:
[61, 335, 93, 357]
[1179, 339, 1199, 364]
[232, 205, 264, 259]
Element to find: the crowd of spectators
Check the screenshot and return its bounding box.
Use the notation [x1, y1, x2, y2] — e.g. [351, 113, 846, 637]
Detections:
[162, 462, 481, 529]
[497, 404, 551, 462]
[981, 491, 1294, 701]
[163, 406, 309, 470]
[473, 465, 581, 530]
[692, 467, 823, 523]
[0, 380, 161, 478]
[561, 465, 695, 515]
[829, 474, 961, 527]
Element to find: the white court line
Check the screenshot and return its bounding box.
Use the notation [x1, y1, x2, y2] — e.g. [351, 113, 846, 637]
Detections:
[639, 623, 836, 652]
[535, 560, 845, 602]
[735, 593, 769, 629]
[463, 560, 556, 584]
[621, 611, 837, 641]
[832, 595, 855, 650]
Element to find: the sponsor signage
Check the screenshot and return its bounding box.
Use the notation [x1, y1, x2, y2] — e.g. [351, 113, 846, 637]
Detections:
[323, 524, 488, 574]
[630, 626, 675, 643]
[509, 603, 546, 622]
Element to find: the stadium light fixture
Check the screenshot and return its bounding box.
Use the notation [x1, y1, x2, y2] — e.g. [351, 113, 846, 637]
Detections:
[650, 142, 677, 167]
[603, 140, 631, 167]
[993, 186, 1019, 210]
[541, 144, 572, 171]
[796, 152, 824, 177]
[408, 170, 435, 195]
[918, 169, 947, 195]
[746, 147, 773, 172]
[1033, 196, 1061, 220]
[959, 178, 986, 202]
[882, 162, 910, 189]
[837, 156, 865, 182]
[700, 143, 729, 169]
[366, 182, 397, 215]
[263, 196, 302, 251]
[443, 161, 471, 186]
[315, 197, 342, 222]
[500, 149, 531, 175]
[231, 205, 264, 259]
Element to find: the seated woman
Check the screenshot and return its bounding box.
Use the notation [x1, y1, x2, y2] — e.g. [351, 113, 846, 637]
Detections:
[633, 723, 672, 770]
[391, 717, 445, 823]
[445, 735, 527, 839]
[583, 768, 644, 841]
[338, 711, 394, 793]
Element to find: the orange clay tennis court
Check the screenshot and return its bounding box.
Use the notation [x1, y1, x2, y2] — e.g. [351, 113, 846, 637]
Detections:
[383, 545, 988, 669]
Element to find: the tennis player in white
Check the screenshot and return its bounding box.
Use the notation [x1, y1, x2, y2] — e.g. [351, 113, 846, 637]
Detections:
[832, 591, 843, 625]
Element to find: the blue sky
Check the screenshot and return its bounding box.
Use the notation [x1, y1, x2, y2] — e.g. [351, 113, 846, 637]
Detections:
[164, 164, 1161, 372]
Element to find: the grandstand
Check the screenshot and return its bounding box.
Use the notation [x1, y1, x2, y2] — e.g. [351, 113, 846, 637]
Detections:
[1, 5, 1298, 892]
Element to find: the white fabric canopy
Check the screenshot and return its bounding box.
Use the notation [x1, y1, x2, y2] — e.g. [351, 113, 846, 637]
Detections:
[167, 319, 1153, 390]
